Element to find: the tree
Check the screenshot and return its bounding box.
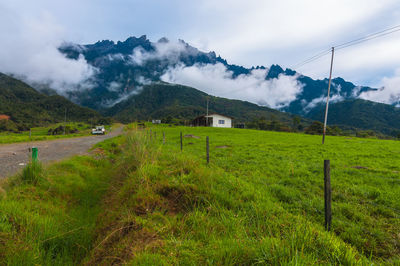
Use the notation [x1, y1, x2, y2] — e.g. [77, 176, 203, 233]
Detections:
[292, 116, 301, 132]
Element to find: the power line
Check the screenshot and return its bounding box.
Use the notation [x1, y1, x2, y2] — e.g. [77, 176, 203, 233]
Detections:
[204, 25, 400, 98]
[291, 49, 332, 69]
[335, 27, 400, 51]
[335, 24, 400, 49]
[292, 24, 400, 69]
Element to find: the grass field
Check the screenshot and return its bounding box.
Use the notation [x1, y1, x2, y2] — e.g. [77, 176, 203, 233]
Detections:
[0, 122, 112, 144]
[150, 125, 400, 262]
[0, 125, 399, 264]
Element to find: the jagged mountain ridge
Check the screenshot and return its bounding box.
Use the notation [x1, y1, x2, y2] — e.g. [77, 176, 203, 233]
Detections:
[59, 35, 376, 113]
[55, 35, 400, 135]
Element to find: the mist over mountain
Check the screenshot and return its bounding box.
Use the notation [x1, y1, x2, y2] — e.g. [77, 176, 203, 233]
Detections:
[57, 35, 386, 112]
[8, 35, 391, 135]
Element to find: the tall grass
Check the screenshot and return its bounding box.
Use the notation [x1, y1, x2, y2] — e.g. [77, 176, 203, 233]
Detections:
[19, 161, 43, 185]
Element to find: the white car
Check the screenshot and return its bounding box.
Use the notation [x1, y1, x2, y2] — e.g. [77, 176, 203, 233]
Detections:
[92, 125, 105, 135]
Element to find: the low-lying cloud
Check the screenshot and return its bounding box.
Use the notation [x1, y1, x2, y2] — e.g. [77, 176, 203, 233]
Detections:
[0, 4, 96, 93]
[130, 39, 190, 66]
[303, 94, 344, 113]
[161, 63, 303, 108]
[359, 69, 400, 106]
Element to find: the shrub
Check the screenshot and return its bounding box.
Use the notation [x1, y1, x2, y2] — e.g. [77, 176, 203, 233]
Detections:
[47, 125, 78, 135]
[20, 161, 43, 185]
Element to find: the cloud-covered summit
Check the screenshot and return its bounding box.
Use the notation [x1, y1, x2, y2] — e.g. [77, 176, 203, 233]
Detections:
[58, 36, 310, 109]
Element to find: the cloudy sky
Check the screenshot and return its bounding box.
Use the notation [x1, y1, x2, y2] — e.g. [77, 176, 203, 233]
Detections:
[1, 0, 400, 99]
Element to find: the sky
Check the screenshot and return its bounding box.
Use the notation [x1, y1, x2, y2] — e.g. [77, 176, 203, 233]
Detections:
[1, 0, 400, 104]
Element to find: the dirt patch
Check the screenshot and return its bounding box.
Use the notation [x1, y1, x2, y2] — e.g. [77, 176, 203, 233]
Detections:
[87, 220, 162, 265]
[216, 145, 231, 149]
[133, 195, 163, 216]
[184, 134, 200, 139]
[91, 148, 106, 160]
[157, 183, 201, 214]
[351, 166, 369, 169]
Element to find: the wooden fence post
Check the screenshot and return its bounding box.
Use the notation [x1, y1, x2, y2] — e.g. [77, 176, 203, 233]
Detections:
[163, 132, 165, 144]
[324, 160, 332, 231]
[206, 136, 209, 164]
[180, 132, 183, 151]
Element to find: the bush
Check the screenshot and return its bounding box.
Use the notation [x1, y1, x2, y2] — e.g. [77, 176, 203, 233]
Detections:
[356, 130, 376, 138]
[305, 121, 324, 135]
[20, 161, 43, 185]
[0, 119, 18, 132]
[47, 125, 78, 135]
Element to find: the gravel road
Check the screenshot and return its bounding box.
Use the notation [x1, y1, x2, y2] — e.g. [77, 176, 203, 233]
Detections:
[0, 127, 123, 179]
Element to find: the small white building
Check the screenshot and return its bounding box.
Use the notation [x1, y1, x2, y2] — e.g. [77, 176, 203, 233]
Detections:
[192, 113, 233, 128]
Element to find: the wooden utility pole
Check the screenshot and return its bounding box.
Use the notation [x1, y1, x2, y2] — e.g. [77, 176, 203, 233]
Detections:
[322, 47, 335, 144]
[206, 136, 209, 164]
[180, 132, 183, 151]
[206, 97, 209, 126]
[324, 160, 332, 231]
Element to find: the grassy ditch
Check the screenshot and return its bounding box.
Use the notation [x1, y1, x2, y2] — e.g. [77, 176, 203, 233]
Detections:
[0, 139, 120, 264]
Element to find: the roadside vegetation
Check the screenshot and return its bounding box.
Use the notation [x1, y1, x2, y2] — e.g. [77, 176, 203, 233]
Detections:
[0, 122, 114, 144]
[0, 124, 399, 264]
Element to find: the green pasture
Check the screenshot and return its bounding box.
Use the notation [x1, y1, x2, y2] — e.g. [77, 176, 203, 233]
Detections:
[139, 124, 400, 263]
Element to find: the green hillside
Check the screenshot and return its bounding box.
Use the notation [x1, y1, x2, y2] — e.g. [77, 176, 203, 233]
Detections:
[1, 125, 398, 264]
[307, 99, 400, 136]
[106, 82, 306, 126]
[0, 73, 106, 131]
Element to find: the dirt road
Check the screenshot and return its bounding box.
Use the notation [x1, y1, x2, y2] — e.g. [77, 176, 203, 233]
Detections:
[0, 127, 123, 179]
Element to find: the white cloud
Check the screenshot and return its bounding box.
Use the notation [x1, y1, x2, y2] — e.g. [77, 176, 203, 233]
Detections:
[303, 93, 344, 113]
[359, 69, 400, 104]
[107, 53, 125, 61]
[107, 81, 122, 92]
[0, 3, 97, 93]
[129, 40, 189, 65]
[161, 63, 303, 108]
[101, 87, 143, 108]
[136, 76, 152, 85]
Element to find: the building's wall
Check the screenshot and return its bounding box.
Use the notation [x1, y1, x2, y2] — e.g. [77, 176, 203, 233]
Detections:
[206, 114, 232, 128]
